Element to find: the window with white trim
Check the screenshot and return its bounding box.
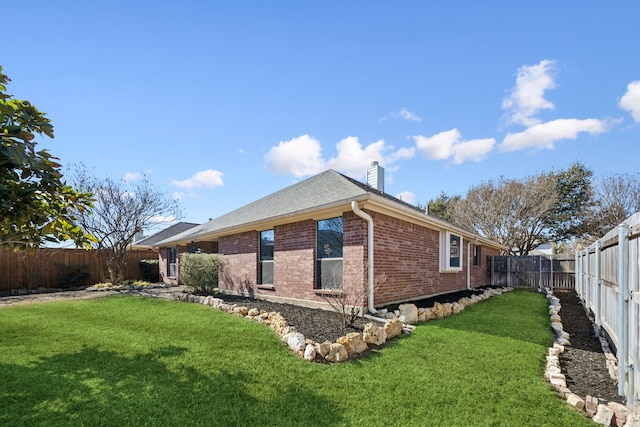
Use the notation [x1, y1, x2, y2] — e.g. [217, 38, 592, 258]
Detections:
[440, 231, 463, 272]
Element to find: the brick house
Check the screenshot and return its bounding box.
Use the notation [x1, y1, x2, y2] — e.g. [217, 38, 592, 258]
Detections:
[155, 163, 505, 312]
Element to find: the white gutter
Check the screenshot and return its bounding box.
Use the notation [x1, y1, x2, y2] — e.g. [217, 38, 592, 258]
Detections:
[351, 201, 376, 314]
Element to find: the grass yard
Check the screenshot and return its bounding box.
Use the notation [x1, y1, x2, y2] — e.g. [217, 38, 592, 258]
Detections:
[0, 290, 592, 426]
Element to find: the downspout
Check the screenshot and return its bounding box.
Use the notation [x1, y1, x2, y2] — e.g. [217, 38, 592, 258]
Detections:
[466, 240, 471, 290]
[351, 201, 376, 314]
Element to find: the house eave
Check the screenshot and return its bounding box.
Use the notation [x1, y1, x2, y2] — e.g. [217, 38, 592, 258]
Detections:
[154, 194, 370, 248]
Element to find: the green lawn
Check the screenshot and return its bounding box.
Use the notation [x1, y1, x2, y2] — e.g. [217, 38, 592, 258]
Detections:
[0, 290, 592, 426]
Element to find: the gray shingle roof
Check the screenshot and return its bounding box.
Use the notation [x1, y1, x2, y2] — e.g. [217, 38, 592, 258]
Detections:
[156, 170, 372, 246]
[133, 222, 199, 248]
[154, 169, 506, 251]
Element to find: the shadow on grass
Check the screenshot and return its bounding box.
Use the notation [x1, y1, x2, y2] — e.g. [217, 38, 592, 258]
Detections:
[0, 345, 343, 426]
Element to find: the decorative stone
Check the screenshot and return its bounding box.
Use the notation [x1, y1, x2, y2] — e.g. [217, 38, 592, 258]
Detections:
[363, 322, 387, 346]
[398, 304, 418, 324]
[549, 373, 567, 388]
[431, 302, 444, 319]
[442, 303, 454, 317]
[585, 395, 598, 417]
[417, 309, 429, 322]
[566, 393, 585, 411]
[624, 414, 640, 427]
[337, 332, 368, 357]
[303, 344, 316, 361]
[233, 306, 249, 316]
[325, 343, 349, 363]
[315, 341, 332, 357]
[592, 404, 614, 426]
[451, 302, 463, 314]
[285, 332, 306, 352]
[247, 308, 260, 317]
[607, 402, 632, 425]
[384, 319, 403, 339]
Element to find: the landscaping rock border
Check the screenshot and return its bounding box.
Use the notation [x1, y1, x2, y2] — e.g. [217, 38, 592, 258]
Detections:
[544, 290, 639, 426]
[167, 287, 513, 364]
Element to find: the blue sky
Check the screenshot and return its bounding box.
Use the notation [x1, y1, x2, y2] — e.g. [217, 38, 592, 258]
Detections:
[5, 1, 640, 230]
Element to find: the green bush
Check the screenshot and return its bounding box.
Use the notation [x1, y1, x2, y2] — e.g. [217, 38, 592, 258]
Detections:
[179, 253, 224, 294]
[139, 259, 160, 283]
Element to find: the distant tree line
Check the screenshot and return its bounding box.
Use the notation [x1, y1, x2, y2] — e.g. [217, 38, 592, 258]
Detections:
[423, 162, 640, 255]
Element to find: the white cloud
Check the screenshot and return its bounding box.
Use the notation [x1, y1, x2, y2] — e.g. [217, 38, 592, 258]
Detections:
[413, 129, 460, 160]
[413, 129, 495, 164]
[619, 80, 640, 123]
[265, 135, 415, 178]
[392, 108, 422, 122]
[172, 192, 185, 200]
[452, 138, 496, 164]
[123, 172, 141, 182]
[172, 169, 224, 189]
[395, 191, 417, 205]
[264, 135, 325, 177]
[149, 215, 177, 224]
[500, 118, 610, 152]
[502, 59, 557, 126]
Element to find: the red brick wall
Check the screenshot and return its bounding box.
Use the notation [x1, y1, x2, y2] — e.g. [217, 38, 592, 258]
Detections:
[370, 211, 497, 306]
[215, 213, 368, 308]
[175, 210, 500, 309]
[218, 231, 258, 294]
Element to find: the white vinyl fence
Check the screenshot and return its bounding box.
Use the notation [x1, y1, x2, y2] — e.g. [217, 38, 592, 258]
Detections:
[575, 212, 640, 407]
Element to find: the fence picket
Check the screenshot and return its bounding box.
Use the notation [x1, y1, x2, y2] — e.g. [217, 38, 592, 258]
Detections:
[0, 248, 158, 291]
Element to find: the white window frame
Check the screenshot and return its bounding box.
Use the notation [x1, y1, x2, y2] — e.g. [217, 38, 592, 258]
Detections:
[440, 231, 463, 272]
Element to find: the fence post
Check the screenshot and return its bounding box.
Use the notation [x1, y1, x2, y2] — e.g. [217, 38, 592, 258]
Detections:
[507, 256, 512, 287]
[618, 224, 631, 399]
[538, 255, 542, 291]
[594, 240, 602, 338]
[575, 251, 581, 300]
[490, 256, 495, 286]
[585, 249, 591, 316]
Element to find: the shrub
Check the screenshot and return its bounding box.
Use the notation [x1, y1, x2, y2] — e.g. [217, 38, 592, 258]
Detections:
[179, 253, 224, 294]
[139, 259, 160, 283]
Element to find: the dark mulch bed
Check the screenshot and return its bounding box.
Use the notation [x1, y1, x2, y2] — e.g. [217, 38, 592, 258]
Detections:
[554, 289, 624, 404]
[216, 288, 488, 344]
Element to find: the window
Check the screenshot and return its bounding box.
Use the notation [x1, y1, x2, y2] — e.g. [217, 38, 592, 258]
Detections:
[472, 244, 481, 266]
[168, 246, 177, 277]
[316, 217, 343, 289]
[440, 231, 463, 272]
[259, 230, 274, 284]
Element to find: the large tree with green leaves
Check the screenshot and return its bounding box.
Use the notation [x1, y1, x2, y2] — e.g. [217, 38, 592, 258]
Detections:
[0, 67, 94, 248]
[445, 162, 595, 255]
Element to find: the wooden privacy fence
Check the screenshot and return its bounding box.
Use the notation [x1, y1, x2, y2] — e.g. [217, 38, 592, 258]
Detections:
[488, 255, 575, 289]
[0, 248, 158, 292]
[576, 212, 640, 407]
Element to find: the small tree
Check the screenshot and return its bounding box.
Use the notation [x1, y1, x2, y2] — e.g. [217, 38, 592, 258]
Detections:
[70, 164, 182, 285]
[0, 67, 94, 248]
[322, 264, 386, 328]
[179, 253, 225, 294]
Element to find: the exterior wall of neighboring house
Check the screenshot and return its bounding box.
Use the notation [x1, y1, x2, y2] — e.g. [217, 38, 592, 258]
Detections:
[159, 241, 218, 285]
[211, 208, 497, 309]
